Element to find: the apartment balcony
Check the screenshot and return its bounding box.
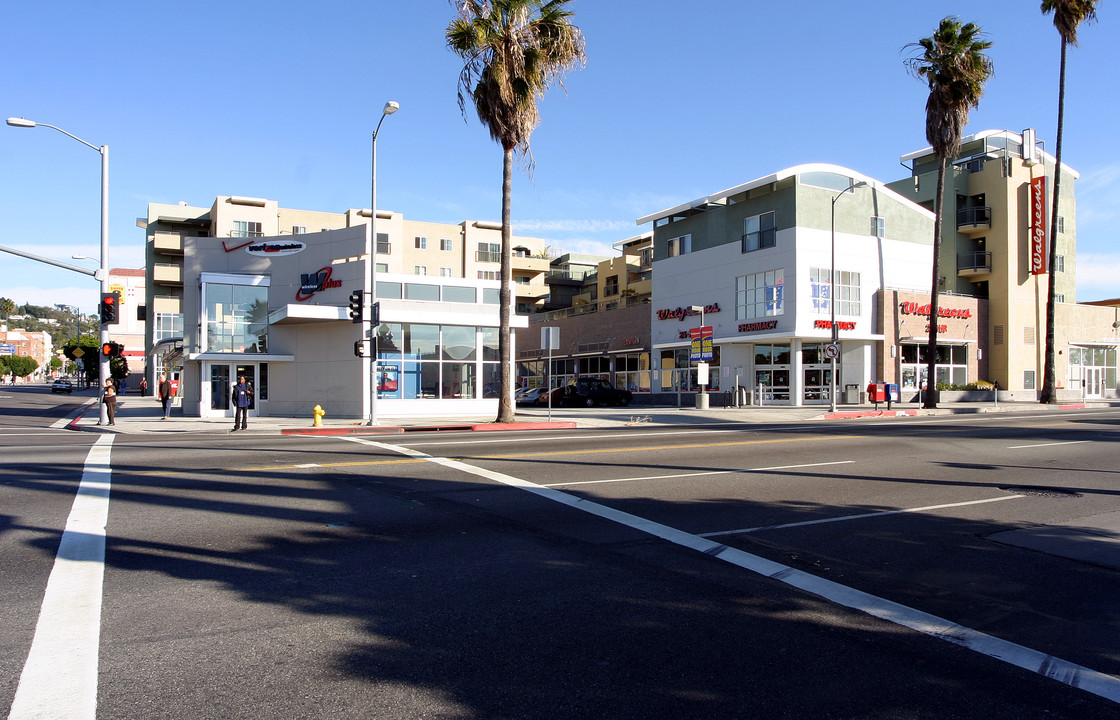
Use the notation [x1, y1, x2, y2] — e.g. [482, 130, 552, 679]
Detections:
[512, 255, 551, 273]
[153, 262, 183, 286]
[152, 232, 184, 255]
[514, 283, 551, 300]
[957, 251, 992, 278]
[957, 206, 992, 235]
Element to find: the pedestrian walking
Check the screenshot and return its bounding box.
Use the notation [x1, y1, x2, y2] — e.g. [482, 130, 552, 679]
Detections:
[231, 375, 252, 432]
[103, 380, 117, 426]
[158, 374, 173, 419]
[140, 377, 148, 397]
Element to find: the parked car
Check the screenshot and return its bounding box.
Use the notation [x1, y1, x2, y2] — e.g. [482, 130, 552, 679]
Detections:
[515, 387, 547, 406]
[51, 377, 74, 394]
[560, 378, 632, 407]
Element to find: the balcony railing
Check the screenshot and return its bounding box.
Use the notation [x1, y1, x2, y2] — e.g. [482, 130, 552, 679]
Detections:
[957, 206, 991, 230]
[957, 251, 992, 276]
[476, 250, 501, 263]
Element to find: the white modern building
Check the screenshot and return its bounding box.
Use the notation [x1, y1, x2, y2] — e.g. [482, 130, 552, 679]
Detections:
[171, 225, 523, 419]
[639, 164, 939, 405]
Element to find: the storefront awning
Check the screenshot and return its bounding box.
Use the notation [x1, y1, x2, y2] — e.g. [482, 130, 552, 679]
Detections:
[186, 352, 295, 362]
[268, 304, 346, 325]
[898, 336, 976, 344]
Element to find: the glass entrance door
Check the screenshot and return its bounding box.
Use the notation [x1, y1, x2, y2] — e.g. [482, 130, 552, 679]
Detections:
[802, 367, 834, 404]
[1086, 367, 1103, 398]
[208, 363, 257, 417]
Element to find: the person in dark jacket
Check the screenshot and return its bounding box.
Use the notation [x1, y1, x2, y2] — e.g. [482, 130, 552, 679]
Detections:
[158, 374, 173, 419]
[103, 380, 117, 425]
[231, 375, 252, 431]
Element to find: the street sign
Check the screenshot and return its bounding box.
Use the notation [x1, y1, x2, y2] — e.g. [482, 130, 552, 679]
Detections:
[0, 343, 15, 356]
[824, 343, 840, 359]
[689, 326, 713, 362]
[542, 326, 559, 350]
[72, 347, 85, 358]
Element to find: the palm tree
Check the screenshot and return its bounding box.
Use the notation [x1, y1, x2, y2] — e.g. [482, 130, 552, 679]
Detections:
[447, 0, 585, 422]
[0, 297, 15, 319]
[1039, 0, 1098, 404]
[905, 17, 994, 409]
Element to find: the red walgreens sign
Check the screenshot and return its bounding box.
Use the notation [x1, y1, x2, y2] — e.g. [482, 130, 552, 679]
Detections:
[1030, 176, 1047, 275]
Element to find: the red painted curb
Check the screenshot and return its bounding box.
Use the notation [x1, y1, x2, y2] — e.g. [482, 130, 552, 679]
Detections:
[281, 421, 577, 436]
[824, 410, 918, 420]
[281, 426, 405, 436]
[469, 422, 577, 432]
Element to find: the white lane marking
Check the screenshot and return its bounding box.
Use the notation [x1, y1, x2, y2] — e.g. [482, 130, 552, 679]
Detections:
[1007, 440, 1090, 449]
[8, 434, 113, 720]
[700, 495, 1024, 537]
[295, 463, 322, 468]
[546, 461, 854, 487]
[337, 435, 1120, 705]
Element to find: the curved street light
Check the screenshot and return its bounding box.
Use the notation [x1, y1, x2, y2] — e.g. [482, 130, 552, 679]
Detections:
[368, 101, 399, 426]
[7, 117, 111, 423]
[829, 180, 868, 413]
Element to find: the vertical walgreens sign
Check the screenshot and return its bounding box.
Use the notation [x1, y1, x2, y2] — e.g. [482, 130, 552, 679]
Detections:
[1030, 176, 1047, 275]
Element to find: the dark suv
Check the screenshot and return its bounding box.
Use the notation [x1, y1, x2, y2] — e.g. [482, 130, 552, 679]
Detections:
[561, 378, 632, 407]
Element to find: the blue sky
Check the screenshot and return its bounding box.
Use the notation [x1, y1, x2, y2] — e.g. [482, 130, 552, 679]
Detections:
[3, 0, 1118, 316]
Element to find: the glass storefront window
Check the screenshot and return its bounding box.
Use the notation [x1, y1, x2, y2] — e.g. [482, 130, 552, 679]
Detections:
[204, 283, 268, 353]
[442, 326, 477, 361]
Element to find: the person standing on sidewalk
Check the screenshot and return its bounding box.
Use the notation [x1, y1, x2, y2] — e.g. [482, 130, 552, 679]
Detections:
[158, 374, 173, 420]
[231, 375, 252, 432]
[103, 380, 117, 426]
[140, 377, 148, 397]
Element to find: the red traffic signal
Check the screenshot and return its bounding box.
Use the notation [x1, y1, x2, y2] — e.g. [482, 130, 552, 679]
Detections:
[100, 292, 120, 325]
[101, 341, 123, 357]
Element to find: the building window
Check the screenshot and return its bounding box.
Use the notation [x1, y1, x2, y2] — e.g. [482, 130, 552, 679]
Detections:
[736, 269, 784, 320]
[742, 212, 776, 252]
[870, 216, 885, 238]
[373, 323, 497, 400]
[376, 232, 391, 254]
[478, 270, 499, 280]
[477, 242, 500, 263]
[1057, 216, 1065, 233]
[900, 344, 968, 389]
[1055, 255, 1065, 272]
[291, 225, 306, 235]
[414, 266, 427, 275]
[153, 312, 183, 342]
[440, 267, 454, 277]
[232, 221, 263, 238]
[202, 281, 268, 353]
[1024, 369, 1036, 390]
[809, 268, 860, 316]
[441, 238, 454, 251]
[667, 234, 691, 257]
[415, 236, 427, 249]
[640, 248, 653, 268]
[1056, 294, 1065, 303]
[604, 275, 619, 296]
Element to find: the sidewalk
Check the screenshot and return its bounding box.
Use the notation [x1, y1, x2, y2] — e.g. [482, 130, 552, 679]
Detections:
[65, 392, 1118, 436]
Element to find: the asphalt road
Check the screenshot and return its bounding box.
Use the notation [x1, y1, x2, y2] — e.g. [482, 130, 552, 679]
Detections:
[3, 390, 1120, 719]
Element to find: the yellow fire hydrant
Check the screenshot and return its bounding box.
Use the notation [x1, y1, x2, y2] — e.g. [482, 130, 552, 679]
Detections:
[313, 404, 325, 427]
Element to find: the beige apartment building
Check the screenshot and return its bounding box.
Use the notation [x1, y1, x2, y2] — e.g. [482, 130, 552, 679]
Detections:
[887, 129, 1117, 398]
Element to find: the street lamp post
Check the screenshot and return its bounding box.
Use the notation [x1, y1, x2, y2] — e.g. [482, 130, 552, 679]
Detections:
[829, 180, 868, 413]
[7, 118, 110, 423]
[368, 101, 399, 426]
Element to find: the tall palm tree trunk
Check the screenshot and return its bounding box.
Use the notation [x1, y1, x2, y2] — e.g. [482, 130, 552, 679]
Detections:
[497, 143, 515, 423]
[923, 156, 948, 409]
[1040, 38, 1068, 404]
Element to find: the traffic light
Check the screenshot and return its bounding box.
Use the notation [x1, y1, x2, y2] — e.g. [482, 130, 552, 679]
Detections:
[348, 290, 363, 324]
[353, 340, 365, 358]
[100, 292, 120, 325]
[101, 341, 122, 357]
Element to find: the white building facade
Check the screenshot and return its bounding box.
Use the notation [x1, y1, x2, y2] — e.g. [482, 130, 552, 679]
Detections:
[641, 164, 937, 406]
[176, 225, 523, 419]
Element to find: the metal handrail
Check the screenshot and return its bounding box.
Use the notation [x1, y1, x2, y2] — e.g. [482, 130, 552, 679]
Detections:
[956, 206, 991, 226]
[957, 251, 992, 272]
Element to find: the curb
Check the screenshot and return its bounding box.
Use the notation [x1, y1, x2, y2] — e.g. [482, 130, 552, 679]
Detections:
[824, 409, 919, 420]
[281, 421, 577, 436]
